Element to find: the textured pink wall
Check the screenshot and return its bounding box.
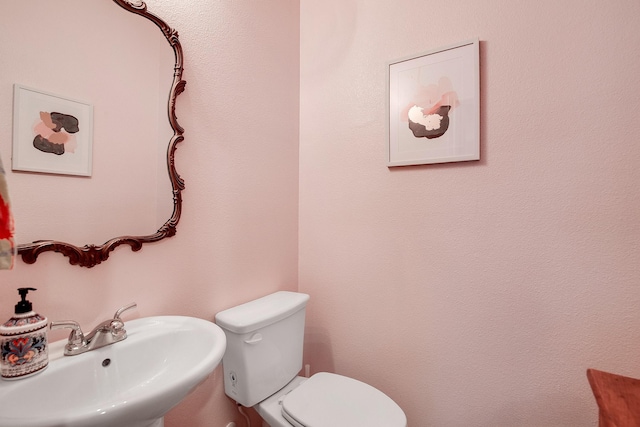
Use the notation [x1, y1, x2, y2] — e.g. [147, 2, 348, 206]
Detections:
[299, 1, 640, 426]
[0, 1, 299, 426]
[4, 1, 640, 426]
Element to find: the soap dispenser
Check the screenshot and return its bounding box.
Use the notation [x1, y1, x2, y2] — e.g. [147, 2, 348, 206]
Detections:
[0, 288, 49, 380]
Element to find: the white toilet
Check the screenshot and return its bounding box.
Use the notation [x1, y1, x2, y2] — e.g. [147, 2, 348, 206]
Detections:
[215, 291, 407, 427]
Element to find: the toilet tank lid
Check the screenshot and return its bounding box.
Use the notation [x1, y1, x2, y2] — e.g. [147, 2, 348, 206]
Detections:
[215, 291, 310, 334]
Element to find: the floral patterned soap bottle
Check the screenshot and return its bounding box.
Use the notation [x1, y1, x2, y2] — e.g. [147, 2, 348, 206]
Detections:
[0, 288, 48, 380]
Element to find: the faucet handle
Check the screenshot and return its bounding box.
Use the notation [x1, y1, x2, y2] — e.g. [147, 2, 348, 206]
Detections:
[50, 320, 86, 353]
[109, 303, 136, 341]
[113, 302, 137, 320]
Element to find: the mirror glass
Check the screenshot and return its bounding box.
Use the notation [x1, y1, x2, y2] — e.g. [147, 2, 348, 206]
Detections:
[0, 0, 184, 267]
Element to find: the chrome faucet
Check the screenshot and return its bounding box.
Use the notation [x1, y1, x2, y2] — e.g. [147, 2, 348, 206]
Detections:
[50, 303, 137, 356]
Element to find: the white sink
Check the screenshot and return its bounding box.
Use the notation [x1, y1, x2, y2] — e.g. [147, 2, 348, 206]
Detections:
[0, 316, 226, 427]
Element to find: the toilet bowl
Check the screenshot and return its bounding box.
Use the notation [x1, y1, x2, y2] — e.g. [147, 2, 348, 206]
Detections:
[215, 291, 407, 427]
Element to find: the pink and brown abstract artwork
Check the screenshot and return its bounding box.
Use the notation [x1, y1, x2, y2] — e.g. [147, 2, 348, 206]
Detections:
[32, 111, 80, 156]
[402, 76, 459, 140]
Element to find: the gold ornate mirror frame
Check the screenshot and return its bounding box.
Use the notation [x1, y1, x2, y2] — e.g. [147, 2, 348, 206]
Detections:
[17, 0, 185, 268]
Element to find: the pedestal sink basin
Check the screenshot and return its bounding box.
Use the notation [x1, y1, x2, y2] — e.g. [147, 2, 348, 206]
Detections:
[0, 316, 226, 427]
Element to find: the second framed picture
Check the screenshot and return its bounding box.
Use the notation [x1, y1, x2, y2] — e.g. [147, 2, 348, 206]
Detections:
[387, 39, 480, 167]
[12, 85, 93, 177]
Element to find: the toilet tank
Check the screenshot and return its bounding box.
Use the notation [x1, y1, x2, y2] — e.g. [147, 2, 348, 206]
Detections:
[215, 291, 310, 407]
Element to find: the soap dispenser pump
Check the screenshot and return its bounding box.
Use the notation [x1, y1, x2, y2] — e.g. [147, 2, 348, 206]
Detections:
[0, 288, 49, 380]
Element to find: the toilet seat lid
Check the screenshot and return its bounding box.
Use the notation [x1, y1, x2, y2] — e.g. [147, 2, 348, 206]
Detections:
[281, 372, 406, 427]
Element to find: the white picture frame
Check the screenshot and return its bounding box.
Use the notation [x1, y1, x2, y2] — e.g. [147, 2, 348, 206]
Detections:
[387, 39, 480, 167]
[12, 84, 93, 176]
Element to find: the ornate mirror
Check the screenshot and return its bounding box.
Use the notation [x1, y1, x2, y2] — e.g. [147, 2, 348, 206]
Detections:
[2, 0, 185, 268]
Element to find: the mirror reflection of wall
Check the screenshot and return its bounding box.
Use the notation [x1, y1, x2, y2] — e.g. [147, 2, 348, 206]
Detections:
[0, 0, 174, 246]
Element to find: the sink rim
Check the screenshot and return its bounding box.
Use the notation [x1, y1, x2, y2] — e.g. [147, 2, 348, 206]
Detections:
[0, 315, 226, 427]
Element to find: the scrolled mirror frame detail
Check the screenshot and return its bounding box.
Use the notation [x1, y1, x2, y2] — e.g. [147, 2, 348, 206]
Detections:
[17, 0, 186, 268]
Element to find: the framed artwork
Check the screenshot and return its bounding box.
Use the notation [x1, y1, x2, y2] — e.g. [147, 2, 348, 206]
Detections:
[12, 85, 93, 176]
[387, 39, 479, 167]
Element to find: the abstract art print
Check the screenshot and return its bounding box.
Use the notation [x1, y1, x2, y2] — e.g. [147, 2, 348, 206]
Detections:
[12, 85, 93, 176]
[387, 39, 479, 167]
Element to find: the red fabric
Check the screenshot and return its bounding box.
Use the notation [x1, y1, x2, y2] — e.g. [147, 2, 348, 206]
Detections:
[0, 194, 13, 240]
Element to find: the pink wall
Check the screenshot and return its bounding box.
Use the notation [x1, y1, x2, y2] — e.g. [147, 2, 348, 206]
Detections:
[299, 1, 640, 426]
[0, 1, 299, 426]
[3, 1, 640, 426]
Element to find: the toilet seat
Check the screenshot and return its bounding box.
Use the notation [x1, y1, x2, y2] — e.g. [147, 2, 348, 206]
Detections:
[281, 372, 406, 427]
